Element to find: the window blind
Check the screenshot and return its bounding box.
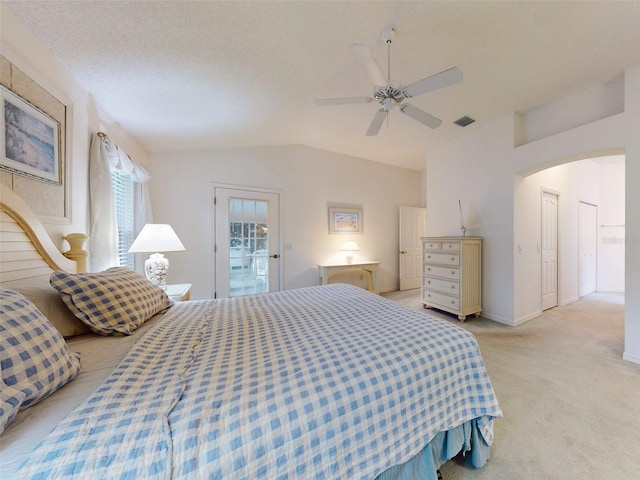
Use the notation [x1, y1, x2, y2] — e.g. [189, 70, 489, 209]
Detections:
[111, 170, 135, 268]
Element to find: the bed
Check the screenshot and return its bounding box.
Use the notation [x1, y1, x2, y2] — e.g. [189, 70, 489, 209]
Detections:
[0, 188, 502, 479]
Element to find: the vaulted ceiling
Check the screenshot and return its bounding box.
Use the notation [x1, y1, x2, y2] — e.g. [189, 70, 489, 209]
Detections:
[4, 1, 640, 171]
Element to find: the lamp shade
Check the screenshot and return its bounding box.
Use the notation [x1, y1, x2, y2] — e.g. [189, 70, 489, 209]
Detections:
[128, 224, 185, 253]
[341, 241, 360, 252]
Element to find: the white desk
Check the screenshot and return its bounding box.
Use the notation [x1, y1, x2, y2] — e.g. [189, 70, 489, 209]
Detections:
[318, 262, 380, 294]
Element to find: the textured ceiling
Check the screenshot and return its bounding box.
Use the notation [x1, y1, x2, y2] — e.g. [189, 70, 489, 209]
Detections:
[4, 1, 640, 171]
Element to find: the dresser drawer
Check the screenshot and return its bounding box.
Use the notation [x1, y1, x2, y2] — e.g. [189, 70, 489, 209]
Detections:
[424, 252, 460, 266]
[423, 241, 440, 251]
[423, 276, 459, 295]
[424, 264, 460, 279]
[423, 241, 461, 252]
[422, 290, 460, 310]
[441, 241, 460, 252]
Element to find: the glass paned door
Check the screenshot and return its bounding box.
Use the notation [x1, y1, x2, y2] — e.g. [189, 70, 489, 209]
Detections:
[229, 198, 269, 296]
[214, 187, 280, 298]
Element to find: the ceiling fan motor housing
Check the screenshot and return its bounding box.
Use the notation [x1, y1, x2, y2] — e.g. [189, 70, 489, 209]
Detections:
[374, 85, 406, 109]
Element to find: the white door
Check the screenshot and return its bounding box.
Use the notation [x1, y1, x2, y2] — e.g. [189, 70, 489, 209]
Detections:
[541, 191, 559, 310]
[214, 186, 281, 298]
[399, 206, 427, 290]
[579, 201, 597, 297]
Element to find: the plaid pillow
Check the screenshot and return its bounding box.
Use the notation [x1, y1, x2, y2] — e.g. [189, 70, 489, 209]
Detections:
[50, 267, 173, 336]
[0, 382, 26, 434]
[0, 288, 81, 426]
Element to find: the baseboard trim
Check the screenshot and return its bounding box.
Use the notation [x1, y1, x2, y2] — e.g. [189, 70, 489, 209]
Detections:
[481, 312, 516, 326]
[513, 310, 542, 326]
[622, 352, 640, 365]
[559, 296, 579, 307]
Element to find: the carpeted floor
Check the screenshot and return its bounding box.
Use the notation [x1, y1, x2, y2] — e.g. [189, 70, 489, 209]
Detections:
[381, 290, 640, 480]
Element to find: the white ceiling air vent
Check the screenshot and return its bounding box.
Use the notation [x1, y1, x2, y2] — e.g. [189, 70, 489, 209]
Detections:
[454, 116, 475, 127]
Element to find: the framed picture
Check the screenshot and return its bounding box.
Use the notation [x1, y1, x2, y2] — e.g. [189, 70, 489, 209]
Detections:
[329, 207, 363, 234]
[1, 85, 61, 184]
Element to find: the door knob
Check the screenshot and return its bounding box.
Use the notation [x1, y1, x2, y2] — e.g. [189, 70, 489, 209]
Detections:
[400, 250, 407, 254]
[270, 254, 280, 259]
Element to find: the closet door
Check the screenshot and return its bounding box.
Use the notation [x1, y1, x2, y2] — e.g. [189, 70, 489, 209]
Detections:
[541, 190, 558, 311]
[579, 201, 597, 297]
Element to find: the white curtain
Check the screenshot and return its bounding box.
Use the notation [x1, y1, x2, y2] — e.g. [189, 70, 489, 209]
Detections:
[89, 133, 152, 271]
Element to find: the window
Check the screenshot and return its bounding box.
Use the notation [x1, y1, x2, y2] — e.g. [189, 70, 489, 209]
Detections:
[111, 170, 135, 268]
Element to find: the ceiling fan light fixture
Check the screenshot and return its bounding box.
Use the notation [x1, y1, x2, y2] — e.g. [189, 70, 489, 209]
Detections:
[381, 97, 396, 110]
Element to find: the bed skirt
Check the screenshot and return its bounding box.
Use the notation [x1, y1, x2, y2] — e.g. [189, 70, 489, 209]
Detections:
[376, 417, 492, 480]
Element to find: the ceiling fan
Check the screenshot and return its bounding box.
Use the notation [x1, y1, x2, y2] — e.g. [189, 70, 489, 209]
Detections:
[315, 28, 462, 136]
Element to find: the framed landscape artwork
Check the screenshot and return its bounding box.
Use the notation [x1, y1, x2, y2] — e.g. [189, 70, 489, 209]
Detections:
[329, 207, 363, 234]
[1, 85, 61, 184]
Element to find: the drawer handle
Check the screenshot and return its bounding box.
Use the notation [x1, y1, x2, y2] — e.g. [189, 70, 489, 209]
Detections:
[448, 244, 453, 248]
[451, 300, 455, 304]
[451, 285, 455, 289]
[451, 270, 455, 275]
[427, 280, 431, 284]
[451, 257, 455, 261]
[427, 267, 431, 271]
[427, 255, 431, 259]
[427, 293, 431, 297]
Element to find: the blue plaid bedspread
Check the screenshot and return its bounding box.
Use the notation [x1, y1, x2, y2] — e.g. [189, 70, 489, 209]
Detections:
[16, 284, 502, 479]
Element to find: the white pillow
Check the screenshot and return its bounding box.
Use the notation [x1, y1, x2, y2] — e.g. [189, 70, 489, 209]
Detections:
[5, 279, 90, 338]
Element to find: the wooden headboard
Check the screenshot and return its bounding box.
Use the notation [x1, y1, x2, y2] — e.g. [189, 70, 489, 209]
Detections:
[0, 189, 85, 282]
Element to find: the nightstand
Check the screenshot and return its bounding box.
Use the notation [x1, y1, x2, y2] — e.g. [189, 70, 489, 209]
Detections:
[165, 283, 192, 302]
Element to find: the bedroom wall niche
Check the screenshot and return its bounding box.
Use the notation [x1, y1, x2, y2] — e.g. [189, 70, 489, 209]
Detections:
[0, 55, 68, 222]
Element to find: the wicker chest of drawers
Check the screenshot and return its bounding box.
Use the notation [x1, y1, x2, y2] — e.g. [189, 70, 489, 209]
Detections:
[421, 236, 482, 321]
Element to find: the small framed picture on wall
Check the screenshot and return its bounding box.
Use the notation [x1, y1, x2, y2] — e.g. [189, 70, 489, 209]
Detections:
[329, 207, 363, 234]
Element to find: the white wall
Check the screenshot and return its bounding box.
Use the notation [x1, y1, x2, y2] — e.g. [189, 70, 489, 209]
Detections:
[0, 5, 146, 250]
[427, 115, 516, 324]
[427, 65, 640, 365]
[147, 145, 423, 299]
[624, 67, 640, 364]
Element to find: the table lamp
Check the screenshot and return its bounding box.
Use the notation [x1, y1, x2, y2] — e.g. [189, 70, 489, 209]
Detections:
[128, 224, 185, 286]
[341, 240, 359, 264]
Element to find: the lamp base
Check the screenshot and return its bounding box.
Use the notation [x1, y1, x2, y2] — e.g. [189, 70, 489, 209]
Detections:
[144, 253, 169, 287]
[345, 253, 354, 265]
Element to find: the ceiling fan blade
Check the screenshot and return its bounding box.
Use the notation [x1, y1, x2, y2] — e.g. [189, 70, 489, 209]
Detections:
[403, 67, 463, 98]
[366, 109, 387, 136]
[315, 97, 373, 106]
[400, 103, 442, 129]
[349, 43, 387, 87]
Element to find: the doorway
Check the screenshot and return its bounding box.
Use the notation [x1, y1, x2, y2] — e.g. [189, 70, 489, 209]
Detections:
[541, 190, 559, 310]
[398, 206, 426, 290]
[213, 186, 281, 298]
